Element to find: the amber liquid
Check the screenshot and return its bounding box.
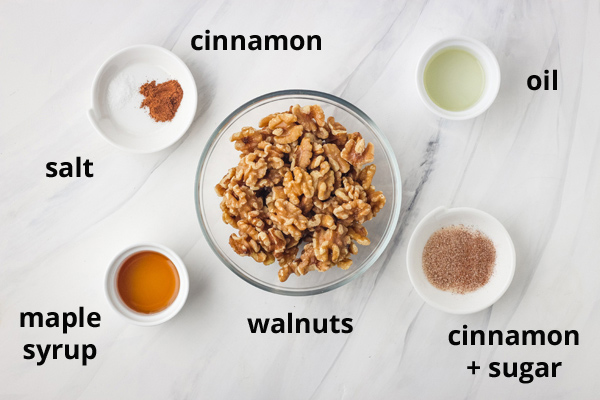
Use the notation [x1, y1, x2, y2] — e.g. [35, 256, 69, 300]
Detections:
[117, 251, 180, 314]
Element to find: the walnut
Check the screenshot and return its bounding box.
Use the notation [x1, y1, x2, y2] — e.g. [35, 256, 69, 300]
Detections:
[298, 195, 314, 215]
[313, 225, 352, 264]
[333, 170, 344, 191]
[333, 199, 372, 225]
[223, 185, 263, 215]
[348, 224, 370, 246]
[316, 127, 329, 139]
[217, 104, 386, 282]
[326, 116, 348, 147]
[337, 258, 353, 270]
[293, 244, 318, 275]
[327, 116, 346, 136]
[307, 213, 335, 229]
[229, 232, 259, 255]
[258, 227, 286, 254]
[275, 143, 293, 153]
[309, 155, 324, 170]
[269, 199, 308, 240]
[291, 104, 325, 132]
[276, 246, 301, 282]
[293, 243, 332, 277]
[357, 164, 376, 189]
[276, 245, 298, 265]
[221, 210, 238, 228]
[237, 219, 261, 242]
[323, 143, 350, 173]
[256, 142, 285, 169]
[258, 114, 275, 128]
[245, 209, 270, 231]
[266, 186, 287, 205]
[311, 169, 335, 201]
[293, 137, 313, 169]
[312, 141, 324, 156]
[229, 233, 271, 264]
[313, 158, 331, 174]
[274, 124, 303, 144]
[367, 187, 386, 216]
[312, 197, 341, 216]
[310, 105, 326, 127]
[231, 127, 264, 154]
[278, 265, 292, 282]
[285, 236, 301, 250]
[283, 167, 314, 205]
[292, 104, 317, 132]
[264, 112, 297, 130]
[265, 167, 289, 186]
[239, 152, 267, 188]
[264, 253, 276, 265]
[334, 177, 367, 203]
[341, 132, 374, 169]
[215, 167, 238, 196]
[349, 243, 358, 255]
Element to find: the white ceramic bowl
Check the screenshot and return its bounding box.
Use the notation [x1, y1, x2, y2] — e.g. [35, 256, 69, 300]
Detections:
[406, 206, 515, 314]
[105, 243, 189, 325]
[416, 36, 500, 120]
[89, 44, 197, 153]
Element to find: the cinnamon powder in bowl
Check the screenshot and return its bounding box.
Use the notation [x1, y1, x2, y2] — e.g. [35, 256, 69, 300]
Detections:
[140, 80, 183, 122]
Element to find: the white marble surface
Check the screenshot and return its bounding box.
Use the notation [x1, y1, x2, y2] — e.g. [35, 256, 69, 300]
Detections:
[1, 0, 599, 398]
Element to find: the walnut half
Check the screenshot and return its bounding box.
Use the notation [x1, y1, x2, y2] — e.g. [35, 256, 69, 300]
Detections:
[341, 132, 374, 169]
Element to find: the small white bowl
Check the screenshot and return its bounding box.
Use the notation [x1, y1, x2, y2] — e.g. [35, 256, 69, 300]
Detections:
[89, 44, 197, 153]
[416, 36, 500, 120]
[105, 243, 189, 325]
[406, 206, 515, 314]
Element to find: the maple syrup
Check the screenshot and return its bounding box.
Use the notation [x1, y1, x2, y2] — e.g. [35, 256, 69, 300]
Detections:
[116, 251, 180, 314]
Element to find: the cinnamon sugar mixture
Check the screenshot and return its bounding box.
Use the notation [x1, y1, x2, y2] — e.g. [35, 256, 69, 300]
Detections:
[422, 225, 496, 294]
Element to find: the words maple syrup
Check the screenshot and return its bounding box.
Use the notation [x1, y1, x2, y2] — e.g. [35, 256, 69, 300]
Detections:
[116, 251, 180, 314]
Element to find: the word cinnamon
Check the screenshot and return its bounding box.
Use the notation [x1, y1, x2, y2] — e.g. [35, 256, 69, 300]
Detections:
[422, 225, 496, 294]
[139, 80, 183, 122]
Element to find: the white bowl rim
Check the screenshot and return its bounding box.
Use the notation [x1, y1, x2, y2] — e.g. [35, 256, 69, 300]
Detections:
[415, 36, 501, 120]
[104, 242, 190, 325]
[406, 206, 516, 314]
[88, 44, 198, 153]
[195, 89, 403, 296]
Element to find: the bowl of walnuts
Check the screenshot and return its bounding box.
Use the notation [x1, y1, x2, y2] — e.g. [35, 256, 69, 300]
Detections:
[195, 90, 402, 295]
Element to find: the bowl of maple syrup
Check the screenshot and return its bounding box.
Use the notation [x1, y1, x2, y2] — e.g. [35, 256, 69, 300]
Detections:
[105, 243, 189, 325]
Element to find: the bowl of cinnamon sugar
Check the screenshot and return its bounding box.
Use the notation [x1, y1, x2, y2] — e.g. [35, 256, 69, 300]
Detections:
[89, 44, 197, 153]
[406, 206, 515, 314]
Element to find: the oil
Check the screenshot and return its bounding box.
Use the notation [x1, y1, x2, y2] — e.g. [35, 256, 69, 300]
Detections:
[117, 251, 180, 314]
[424, 48, 485, 111]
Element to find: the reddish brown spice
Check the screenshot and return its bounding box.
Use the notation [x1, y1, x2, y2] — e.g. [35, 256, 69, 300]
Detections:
[422, 225, 496, 294]
[139, 80, 183, 122]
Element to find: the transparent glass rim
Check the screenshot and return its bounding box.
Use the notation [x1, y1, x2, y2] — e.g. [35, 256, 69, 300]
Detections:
[195, 89, 402, 296]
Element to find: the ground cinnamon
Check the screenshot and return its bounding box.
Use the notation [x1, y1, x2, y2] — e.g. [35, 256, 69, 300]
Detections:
[139, 80, 183, 122]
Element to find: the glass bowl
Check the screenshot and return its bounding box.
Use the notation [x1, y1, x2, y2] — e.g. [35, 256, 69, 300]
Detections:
[195, 90, 402, 296]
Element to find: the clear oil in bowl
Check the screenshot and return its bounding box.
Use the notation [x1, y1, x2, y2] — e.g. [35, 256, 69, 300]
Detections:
[424, 48, 485, 112]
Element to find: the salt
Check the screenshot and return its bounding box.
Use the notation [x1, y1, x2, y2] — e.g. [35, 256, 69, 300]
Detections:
[107, 72, 144, 111]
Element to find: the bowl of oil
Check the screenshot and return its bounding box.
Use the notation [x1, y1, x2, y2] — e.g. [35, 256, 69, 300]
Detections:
[105, 243, 189, 325]
[416, 36, 500, 120]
